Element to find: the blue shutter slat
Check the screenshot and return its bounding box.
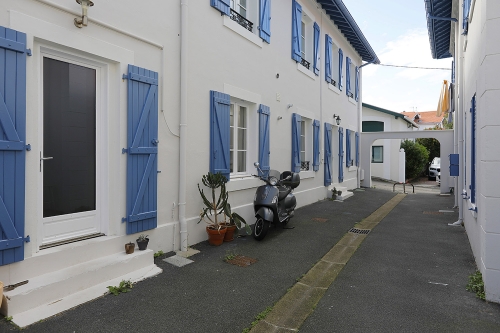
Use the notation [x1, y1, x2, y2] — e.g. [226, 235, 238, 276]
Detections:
[325, 35, 332, 83]
[210, 91, 231, 180]
[259, 0, 271, 43]
[338, 48, 344, 91]
[211, 0, 231, 16]
[355, 132, 360, 167]
[125, 65, 158, 234]
[346, 57, 351, 96]
[0, 26, 27, 265]
[291, 1, 302, 62]
[291, 113, 301, 172]
[258, 104, 271, 176]
[313, 22, 320, 75]
[470, 95, 476, 204]
[355, 66, 360, 101]
[313, 120, 320, 171]
[346, 129, 351, 167]
[324, 123, 332, 186]
[338, 127, 344, 183]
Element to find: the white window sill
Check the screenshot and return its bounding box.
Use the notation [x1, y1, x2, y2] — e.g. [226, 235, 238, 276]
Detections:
[297, 63, 316, 80]
[348, 166, 357, 172]
[227, 176, 262, 192]
[223, 15, 263, 48]
[328, 83, 340, 95]
[299, 170, 315, 179]
[348, 97, 357, 105]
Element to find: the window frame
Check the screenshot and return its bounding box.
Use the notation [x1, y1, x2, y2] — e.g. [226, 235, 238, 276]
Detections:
[299, 118, 313, 171]
[300, 12, 313, 70]
[229, 99, 257, 178]
[371, 146, 384, 163]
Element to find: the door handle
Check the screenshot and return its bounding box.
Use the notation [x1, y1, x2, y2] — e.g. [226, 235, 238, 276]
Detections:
[40, 152, 54, 172]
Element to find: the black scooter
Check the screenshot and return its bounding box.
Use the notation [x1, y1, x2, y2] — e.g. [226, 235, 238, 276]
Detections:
[252, 162, 300, 240]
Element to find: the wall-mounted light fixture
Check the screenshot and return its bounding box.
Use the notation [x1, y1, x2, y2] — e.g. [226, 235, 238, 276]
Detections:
[277, 116, 283, 120]
[333, 114, 341, 126]
[74, 0, 94, 28]
[287, 104, 293, 109]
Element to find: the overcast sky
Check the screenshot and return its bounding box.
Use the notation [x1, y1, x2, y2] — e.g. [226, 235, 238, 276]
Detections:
[342, 0, 453, 113]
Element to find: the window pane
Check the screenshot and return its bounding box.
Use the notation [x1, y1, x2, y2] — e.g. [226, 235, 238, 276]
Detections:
[301, 152, 305, 161]
[372, 146, 383, 163]
[230, 151, 234, 173]
[240, 7, 247, 18]
[238, 128, 246, 150]
[238, 151, 246, 172]
[230, 127, 234, 150]
[230, 104, 234, 126]
[238, 106, 247, 127]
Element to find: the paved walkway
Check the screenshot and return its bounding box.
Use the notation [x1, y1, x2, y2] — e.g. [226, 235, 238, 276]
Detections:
[1, 187, 499, 332]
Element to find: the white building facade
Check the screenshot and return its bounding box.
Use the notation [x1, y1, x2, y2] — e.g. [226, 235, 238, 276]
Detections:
[0, 0, 378, 326]
[425, 0, 500, 302]
[362, 103, 418, 182]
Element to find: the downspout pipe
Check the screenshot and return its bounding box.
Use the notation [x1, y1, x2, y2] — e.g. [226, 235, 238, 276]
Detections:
[179, 0, 189, 251]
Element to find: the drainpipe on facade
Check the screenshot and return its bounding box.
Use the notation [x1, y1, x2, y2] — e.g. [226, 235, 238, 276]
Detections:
[179, 0, 189, 250]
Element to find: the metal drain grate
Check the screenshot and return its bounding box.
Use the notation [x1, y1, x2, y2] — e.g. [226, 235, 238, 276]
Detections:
[226, 255, 257, 267]
[349, 228, 371, 235]
[312, 217, 328, 223]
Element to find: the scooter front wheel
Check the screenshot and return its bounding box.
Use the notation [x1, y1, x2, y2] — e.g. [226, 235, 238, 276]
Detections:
[253, 217, 270, 241]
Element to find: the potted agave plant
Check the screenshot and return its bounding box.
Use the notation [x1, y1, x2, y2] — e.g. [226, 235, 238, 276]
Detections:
[223, 203, 251, 242]
[198, 172, 228, 246]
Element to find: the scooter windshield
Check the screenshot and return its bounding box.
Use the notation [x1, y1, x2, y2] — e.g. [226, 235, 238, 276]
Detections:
[267, 170, 280, 180]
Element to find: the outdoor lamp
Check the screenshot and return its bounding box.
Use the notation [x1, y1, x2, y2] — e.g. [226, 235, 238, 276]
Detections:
[333, 114, 341, 126]
[74, 0, 94, 28]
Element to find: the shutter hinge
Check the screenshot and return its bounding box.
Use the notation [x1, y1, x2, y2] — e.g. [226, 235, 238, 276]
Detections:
[122, 217, 127, 223]
[157, 170, 161, 173]
[26, 49, 32, 56]
[25, 144, 31, 151]
[122, 148, 128, 154]
[24, 235, 30, 243]
[122, 74, 128, 80]
[151, 139, 159, 145]
[469, 207, 478, 212]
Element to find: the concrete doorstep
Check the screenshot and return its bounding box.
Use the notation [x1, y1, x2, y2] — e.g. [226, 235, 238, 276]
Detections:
[250, 194, 406, 332]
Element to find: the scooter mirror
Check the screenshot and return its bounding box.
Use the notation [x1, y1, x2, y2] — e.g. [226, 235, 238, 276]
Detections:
[254, 162, 260, 168]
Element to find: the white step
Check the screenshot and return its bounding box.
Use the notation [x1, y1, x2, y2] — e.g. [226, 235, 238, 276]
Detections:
[335, 187, 353, 201]
[3, 249, 162, 328]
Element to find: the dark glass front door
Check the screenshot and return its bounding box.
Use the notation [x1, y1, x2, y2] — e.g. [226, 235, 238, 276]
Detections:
[43, 57, 96, 218]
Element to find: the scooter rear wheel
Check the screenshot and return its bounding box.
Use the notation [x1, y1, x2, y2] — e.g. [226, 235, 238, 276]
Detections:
[253, 217, 269, 241]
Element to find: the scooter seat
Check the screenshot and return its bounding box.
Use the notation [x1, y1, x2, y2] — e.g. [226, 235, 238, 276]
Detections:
[278, 186, 291, 201]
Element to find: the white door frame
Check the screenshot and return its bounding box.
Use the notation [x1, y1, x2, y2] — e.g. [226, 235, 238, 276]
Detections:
[37, 46, 109, 248]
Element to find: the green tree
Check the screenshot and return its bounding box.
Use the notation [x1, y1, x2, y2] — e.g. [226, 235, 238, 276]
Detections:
[401, 140, 429, 180]
[416, 137, 440, 164]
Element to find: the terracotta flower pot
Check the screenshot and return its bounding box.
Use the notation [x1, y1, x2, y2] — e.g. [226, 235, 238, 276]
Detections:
[125, 242, 135, 254]
[223, 224, 237, 242]
[206, 226, 227, 246]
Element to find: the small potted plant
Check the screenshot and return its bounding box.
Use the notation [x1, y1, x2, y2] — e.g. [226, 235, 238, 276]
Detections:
[125, 242, 135, 254]
[136, 234, 149, 250]
[198, 172, 229, 246]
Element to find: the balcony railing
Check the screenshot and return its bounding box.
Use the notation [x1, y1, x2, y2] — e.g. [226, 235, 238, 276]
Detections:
[329, 78, 337, 87]
[348, 92, 354, 99]
[301, 161, 310, 171]
[230, 9, 253, 32]
[300, 57, 311, 70]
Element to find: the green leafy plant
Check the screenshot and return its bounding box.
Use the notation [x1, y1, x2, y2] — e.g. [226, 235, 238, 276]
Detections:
[154, 250, 164, 258]
[107, 280, 133, 296]
[4, 316, 12, 322]
[137, 234, 148, 242]
[466, 270, 485, 300]
[242, 306, 273, 332]
[223, 250, 238, 262]
[400, 140, 429, 180]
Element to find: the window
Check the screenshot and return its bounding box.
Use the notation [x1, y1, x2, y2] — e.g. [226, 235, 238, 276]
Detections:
[291, 1, 318, 72]
[300, 12, 313, 70]
[299, 118, 312, 171]
[362, 121, 384, 132]
[346, 129, 355, 167]
[331, 43, 340, 87]
[229, 0, 254, 32]
[230, 103, 247, 174]
[372, 146, 383, 163]
[463, 0, 471, 34]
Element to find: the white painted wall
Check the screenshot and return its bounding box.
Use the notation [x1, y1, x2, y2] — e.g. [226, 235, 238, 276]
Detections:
[0, 0, 367, 284]
[454, 0, 500, 302]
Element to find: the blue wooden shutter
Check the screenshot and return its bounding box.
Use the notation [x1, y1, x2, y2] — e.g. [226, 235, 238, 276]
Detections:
[291, 0, 302, 62]
[338, 48, 344, 91]
[346, 57, 351, 97]
[291, 113, 301, 172]
[470, 94, 476, 205]
[346, 129, 351, 167]
[0, 27, 28, 265]
[210, 91, 231, 180]
[313, 120, 320, 171]
[338, 127, 344, 183]
[324, 123, 332, 186]
[125, 65, 159, 234]
[355, 66, 360, 101]
[259, 0, 271, 43]
[325, 35, 332, 83]
[449, 153, 459, 176]
[211, 0, 230, 16]
[451, 60, 455, 84]
[355, 132, 360, 167]
[313, 22, 320, 75]
[258, 104, 271, 176]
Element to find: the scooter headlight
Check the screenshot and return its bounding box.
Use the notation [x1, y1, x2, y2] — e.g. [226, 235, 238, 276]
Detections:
[269, 176, 278, 186]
